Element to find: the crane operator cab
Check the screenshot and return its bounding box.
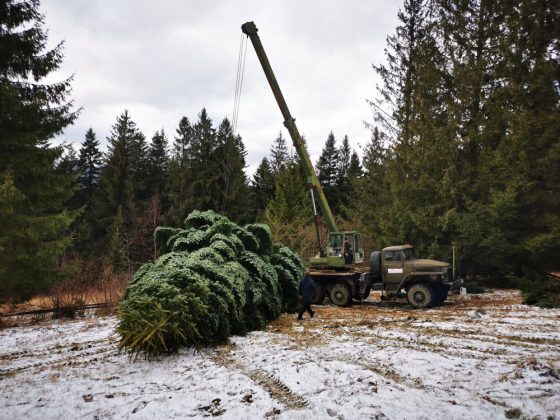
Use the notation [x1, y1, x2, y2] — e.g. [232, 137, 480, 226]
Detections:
[310, 231, 364, 269]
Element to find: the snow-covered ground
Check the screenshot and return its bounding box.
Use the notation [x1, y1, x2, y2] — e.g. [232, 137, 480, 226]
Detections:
[1, 289, 559, 419]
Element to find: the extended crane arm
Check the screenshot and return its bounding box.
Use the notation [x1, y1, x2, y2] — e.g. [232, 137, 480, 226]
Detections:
[241, 21, 339, 234]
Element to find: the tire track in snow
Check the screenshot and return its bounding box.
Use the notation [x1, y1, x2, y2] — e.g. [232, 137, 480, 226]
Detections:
[0, 337, 119, 378]
[209, 346, 310, 411]
[0, 337, 114, 361]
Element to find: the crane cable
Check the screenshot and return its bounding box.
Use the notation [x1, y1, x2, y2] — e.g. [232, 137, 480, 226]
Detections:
[222, 32, 248, 212]
[233, 32, 248, 136]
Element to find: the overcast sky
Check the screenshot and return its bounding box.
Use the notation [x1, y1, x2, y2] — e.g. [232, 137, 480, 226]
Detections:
[42, 0, 401, 175]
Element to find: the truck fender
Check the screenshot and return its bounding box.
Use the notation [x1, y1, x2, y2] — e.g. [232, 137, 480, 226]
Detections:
[396, 273, 429, 292]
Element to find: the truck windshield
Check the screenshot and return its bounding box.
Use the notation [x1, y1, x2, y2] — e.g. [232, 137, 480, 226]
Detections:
[401, 248, 415, 261]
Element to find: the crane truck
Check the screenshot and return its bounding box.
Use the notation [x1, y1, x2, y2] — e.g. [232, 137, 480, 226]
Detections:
[241, 21, 460, 309]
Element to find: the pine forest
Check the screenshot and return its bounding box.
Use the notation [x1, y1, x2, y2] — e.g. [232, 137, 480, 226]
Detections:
[2, 0, 558, 306]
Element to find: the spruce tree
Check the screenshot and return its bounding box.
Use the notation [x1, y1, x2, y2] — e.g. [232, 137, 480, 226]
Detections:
[372, 0, 429, 142]
[107, 206, 130, 273]
[78, 128, 103, 208]
[97, 110, 146, 233]
[371, 0, 457, 258]
[173, 117, 192, 169]
[265, 160, 313, 254]
[350, 127, 390, 245]
[509, 0, 560, 270]
[251, 157, 275, 214]
[166, 116, 193, 225]
[135, 129, 169, 257]
[146, 129, 169, 197]
[129, 127, 149, 203]
[56, 144, 81, 210]
[448, 0, 560, 274]
[316, 131, 340, 210]
[57, 145, 80, 177]
[337, 135, 352, 184]
[215, 118, 250, 223]
[71, 128, 103, 254]
[335, 135, 353, 214]
[347, 151, 363, 181]
[270, 131, 289, 175]
[0, 0, 79, 301]
[338, 150, 363, 218]
[267, 161, 309, 222]
[188, 108, 218, 212]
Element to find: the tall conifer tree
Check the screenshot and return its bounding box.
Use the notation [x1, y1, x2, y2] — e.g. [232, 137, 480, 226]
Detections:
[97, 110, 146, 232]
[78, 128, 103, 209]
[0, 0, 79, 300]
[146, 129, 169, 197]
[251, 157, 275, 215]
[270, 132, 289, 175]
[350, 127, 390, 245]
[215, 118, 250, 222]
[188, 108, 217, 211]
[166, 116, 193, 225]
[73, 128, 103, 253]
[316, 131, 340, 210]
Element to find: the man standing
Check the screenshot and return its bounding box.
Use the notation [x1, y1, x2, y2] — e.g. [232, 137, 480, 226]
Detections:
[343, 238, 353, 265]
[298, 270, 316, 320]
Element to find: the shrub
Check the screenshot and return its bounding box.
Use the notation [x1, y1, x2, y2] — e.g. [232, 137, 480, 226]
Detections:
[510, 273, 560, 308]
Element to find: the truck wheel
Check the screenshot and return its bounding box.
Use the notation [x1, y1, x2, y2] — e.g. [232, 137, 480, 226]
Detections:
[330, 283, 352, 307]
[355, 287, 371, 301]
[311, 285, 326, 304]
[407, 284, 433, 309]
[431, 284, 448, 306]
[362, 287, 371, 300]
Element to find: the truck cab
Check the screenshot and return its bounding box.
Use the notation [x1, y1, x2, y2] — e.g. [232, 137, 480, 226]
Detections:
[369, 245, 460, 308]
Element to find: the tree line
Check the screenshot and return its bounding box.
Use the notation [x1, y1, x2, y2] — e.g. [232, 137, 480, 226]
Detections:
[1, 0, 558, 302]
[353, 0, 559, 281]
[0, 0, 364, 302]
[59, 114, 363, 279]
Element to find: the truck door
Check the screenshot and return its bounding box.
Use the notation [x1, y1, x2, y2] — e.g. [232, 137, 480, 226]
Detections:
[383, 250, 404, 285]
[355, 234, 364, 264]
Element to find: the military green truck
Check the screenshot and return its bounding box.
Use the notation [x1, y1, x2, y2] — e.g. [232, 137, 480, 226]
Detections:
[306, 244, 458, 309]
[242, 21, 460, 309]
[366, 245, 458, 308]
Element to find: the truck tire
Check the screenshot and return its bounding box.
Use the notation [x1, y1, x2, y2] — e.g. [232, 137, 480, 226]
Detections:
[407, 284, 433, 309]
[369, 251, 382, 279]
[311, 285, 326, 304]
[330, 283, 352, 307]
[354, 286, 371, 301]
[361, 287, 371, 300]
[431, 284, 448, 306]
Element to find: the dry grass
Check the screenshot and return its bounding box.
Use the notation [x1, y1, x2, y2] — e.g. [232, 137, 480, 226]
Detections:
[0, 262, 131, 320]
[266, 290, 524, 342]
[0, 316, 9, 329]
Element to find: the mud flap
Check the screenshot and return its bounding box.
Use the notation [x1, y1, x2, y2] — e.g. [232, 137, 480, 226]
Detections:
[358, 273, 367, 302]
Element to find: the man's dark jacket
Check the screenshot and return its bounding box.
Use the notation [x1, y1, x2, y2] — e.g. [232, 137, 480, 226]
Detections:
[299, 275, 316, 303]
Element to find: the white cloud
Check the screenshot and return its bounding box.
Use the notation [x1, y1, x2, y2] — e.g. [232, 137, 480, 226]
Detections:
[41, 0, 401, 174]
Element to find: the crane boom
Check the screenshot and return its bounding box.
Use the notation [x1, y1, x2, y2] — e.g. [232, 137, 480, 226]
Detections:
[241, 21, 339, 234]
